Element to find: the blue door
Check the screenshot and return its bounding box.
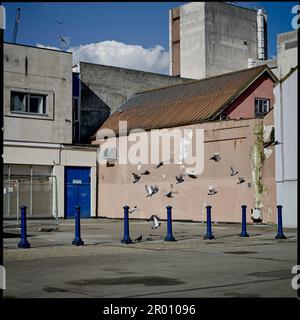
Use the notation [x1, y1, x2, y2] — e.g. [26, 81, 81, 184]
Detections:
[65, 167, 91, 218]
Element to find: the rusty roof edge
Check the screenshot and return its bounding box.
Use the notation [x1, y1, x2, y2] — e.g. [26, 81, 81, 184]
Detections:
[210, 66, 276, 121]
[91, 65, 274, 140]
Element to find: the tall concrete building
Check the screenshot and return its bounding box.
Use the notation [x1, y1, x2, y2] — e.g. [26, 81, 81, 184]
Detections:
[169, 2, 268, 79]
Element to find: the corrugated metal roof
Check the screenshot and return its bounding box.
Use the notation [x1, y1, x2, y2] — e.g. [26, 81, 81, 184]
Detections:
[95, 65, 276, 138]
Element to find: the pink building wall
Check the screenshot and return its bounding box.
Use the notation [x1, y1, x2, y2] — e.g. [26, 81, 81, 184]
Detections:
[94, 117, 276, 224]
[94, 73, 276, 224]
[225, 75, 275, 119]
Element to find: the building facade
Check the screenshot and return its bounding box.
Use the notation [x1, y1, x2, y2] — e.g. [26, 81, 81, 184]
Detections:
[72, 62, 192, 143]
[93, 66, 278, 224]
[3, 43, 97, 219]
[274, 67, 298, 228]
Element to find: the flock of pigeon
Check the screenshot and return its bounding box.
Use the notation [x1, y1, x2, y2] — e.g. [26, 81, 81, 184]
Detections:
[129, 152, 246, 242]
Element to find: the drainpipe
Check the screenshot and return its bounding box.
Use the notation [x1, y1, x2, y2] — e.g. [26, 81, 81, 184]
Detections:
[30, 165, 33, 216]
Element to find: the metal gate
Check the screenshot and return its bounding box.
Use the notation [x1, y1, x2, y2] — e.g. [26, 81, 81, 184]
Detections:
[3, 176, 58, 224]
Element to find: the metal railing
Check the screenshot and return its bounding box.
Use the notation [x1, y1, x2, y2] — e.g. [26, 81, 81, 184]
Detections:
[3, 175, 59, 225]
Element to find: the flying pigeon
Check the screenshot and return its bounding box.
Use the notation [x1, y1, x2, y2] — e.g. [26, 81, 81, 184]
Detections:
[166, 191, 173, 198]
[175, 174, 184, 184]
[237, 177, 246, 184]
[156, 161, 164, 168]
[208, 186, 217, 195]
[134, 235, 142, 242]
[149, 215, 161, 229]
[132, 172, 141, 183]
[264, 140, 281, 148]
[54, 20, 63, 24]
[145, 185, 159, 197]
[141, 170, 150, 175]
[129, 206, 141, 214]
[146, 234, 153, 241]
[230, 166, 239, 176]
[209, 152, 221, 162]
[186, 174, 198, 179]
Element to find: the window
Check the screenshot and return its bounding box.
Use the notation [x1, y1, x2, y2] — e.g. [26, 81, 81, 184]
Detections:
[11, 91, 46, 115]
[255, 98, 270, 117]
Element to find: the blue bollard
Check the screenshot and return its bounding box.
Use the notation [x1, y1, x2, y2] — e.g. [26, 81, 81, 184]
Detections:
[72, 206, 84, 246]
[165, 206, 176, 241]
[204, 205, 215, 240]
[275, 205, 286, 239]
[121, 205, 133, 244]
[18, 206, 30, 249]
[240, 205, 250, 237]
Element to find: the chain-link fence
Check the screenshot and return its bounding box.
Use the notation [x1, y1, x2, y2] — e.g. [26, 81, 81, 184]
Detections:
[3, 176, 58, 225]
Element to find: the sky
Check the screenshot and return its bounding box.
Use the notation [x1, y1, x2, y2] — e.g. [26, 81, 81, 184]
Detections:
[3, 2, 299, 74]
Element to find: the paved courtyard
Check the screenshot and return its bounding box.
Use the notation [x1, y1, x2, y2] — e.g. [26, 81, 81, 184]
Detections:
[2, 218, 298, 298]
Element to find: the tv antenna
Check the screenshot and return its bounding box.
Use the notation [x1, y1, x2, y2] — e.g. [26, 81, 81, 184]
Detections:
[58, 35, 70, 48]
[12, 7, 21, 43]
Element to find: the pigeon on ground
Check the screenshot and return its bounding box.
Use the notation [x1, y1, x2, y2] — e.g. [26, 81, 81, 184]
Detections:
[149, 215, 161, 229]
[146, 234, 153, 241]
[141, 170, 150, 175]
[209, 152, 221, 162]
[156, 161, 164, 168]
[145, 185, 159, 197]
[230, 166, 239, 176]
[38, 227, 59, 232]
[237, 177, 246, 184]
[208, 186, 217, 195]
[175, 174, 184, 184]
[132, 172, 141, 183]
[134, 235, 142, 242]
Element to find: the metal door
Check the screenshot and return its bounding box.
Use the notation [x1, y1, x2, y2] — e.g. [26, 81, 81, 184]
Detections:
[65, 167, 91, 218]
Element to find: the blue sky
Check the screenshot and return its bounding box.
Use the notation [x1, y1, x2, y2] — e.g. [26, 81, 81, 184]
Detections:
[3, 2, 298, 74]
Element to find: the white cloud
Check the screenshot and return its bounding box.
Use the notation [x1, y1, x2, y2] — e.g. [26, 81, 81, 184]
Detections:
[37, 40, 169, 74]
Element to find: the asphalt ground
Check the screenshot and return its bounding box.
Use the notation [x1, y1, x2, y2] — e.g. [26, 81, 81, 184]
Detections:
[2, 218, 298, 298]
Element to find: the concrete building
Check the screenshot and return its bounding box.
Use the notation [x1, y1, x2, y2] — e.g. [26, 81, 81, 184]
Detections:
[93, 66, 278, 223]
[254, 29, 298, 80]
[169, 2, 267, 79]
[274, 67, 298, 228]
[72, 62, 192, 143]
[277, 30, 298, 79]
[3, 43, 97, 219]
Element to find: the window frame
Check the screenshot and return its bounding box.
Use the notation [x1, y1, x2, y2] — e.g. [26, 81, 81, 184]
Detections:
[10, 91, 47, 116]
[255, 98, 270, 117]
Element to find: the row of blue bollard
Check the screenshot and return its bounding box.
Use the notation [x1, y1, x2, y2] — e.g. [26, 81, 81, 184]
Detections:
[16, 204, 286, 249]
[121, 204, 287, 243]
